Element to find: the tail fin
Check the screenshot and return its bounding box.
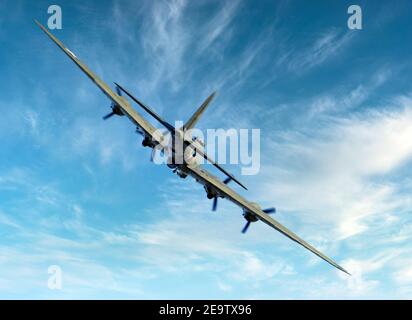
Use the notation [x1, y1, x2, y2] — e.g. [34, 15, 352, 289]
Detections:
[183, 92, 216, 130]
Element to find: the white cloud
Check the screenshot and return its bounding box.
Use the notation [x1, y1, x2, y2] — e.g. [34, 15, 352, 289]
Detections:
[0, 244, 145, 298]
[217, 281, 232, 292]
[229, 252, 292, 283]
[258, 101, 412, 241]
[340, 251, 397, 294]
[394, 266, 412, 284]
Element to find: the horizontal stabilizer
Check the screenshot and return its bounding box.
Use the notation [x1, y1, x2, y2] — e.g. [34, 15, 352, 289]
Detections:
[183, 92, 216, 130]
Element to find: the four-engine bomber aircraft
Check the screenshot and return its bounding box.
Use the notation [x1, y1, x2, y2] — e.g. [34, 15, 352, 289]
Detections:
[35, 20, 350, 275]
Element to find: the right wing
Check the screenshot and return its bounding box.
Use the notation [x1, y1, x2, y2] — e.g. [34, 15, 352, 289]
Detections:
[34, 20, 163, 144]
[185, 164, 350, 275]
[185, 141, 248, 190]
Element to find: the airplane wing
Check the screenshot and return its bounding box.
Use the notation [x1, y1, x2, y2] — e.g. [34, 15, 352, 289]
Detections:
[34, 20, 162, 144]
[184, 164, 350, 275]
[188, 142, 247, 190]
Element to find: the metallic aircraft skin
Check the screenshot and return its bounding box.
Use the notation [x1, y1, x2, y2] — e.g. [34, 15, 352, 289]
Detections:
[35, 20, 350, 275]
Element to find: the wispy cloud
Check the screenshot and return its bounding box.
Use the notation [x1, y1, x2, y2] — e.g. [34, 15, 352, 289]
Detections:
[197, 0, 241, 54]
[209, 28, 275, 94]
[308, 69, 391, 116]
[284, 29, 354, 74]
[2, 0, 412, 299]
[0, 210, 21, 229]
[140, 0, 188, 92]
[341, 250, 401, 294]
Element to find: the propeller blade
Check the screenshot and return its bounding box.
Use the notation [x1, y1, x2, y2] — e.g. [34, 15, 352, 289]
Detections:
[223, 177, 232, 184]
[103, 111, 115, 120]
[136, 127, 144, 136]
[241, 221, 251, 234]
[150, 148, 155, 162]
[116, 85, 122, 96]
[212, 197, 218, 211]
[263, 207, 276, 214]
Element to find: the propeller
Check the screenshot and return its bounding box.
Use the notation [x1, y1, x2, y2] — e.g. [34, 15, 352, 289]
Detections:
[241, 221, 251, 234]
[102, 85, 123, 120]
[211, 177, 232, 211]
[102, 111, 115, 120]
[212, 197, 218, 211]
[241, 207, 276, 233]
[116, 85, 122, 96]
[263, 208, 276, 214]
[136, 127, 144, 136]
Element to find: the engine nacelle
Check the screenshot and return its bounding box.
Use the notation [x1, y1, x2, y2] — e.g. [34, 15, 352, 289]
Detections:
[142, 136, 158, 148]
[176, 170, 187, 178]
[167, 163, 177, 169]
[243, 202, 261, 222]
[204, 185, 217, 199]
[243, 211, 259, 223]
[112, 104, 125, 116]
[142, 137, 150, 147]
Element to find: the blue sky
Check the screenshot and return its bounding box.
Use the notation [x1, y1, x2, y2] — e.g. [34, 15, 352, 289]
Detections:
[1, 0, 412, 299]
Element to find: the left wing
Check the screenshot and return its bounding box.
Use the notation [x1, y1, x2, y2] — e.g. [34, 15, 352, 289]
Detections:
[184, 164, 350, 275]
[34, 20, 162, 144]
